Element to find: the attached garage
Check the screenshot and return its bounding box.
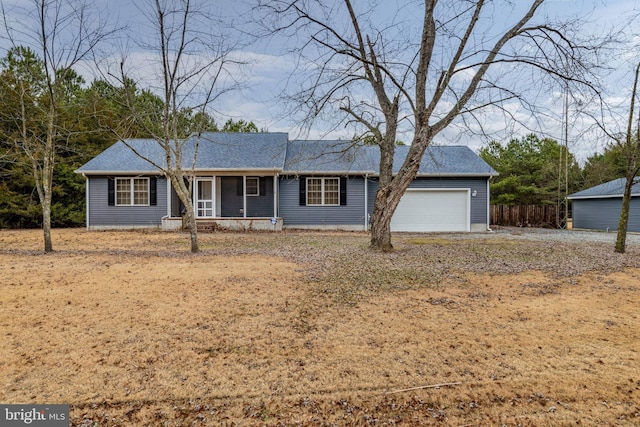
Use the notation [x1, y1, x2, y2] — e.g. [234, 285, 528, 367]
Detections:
[390, 189, 470, 232]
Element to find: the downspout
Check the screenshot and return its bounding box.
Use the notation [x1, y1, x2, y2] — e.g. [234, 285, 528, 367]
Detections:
[273, 173, 278, 219]
[83, 173, 89, 230]
[364, 174, 368, 231]
[487, 177, 493, 232]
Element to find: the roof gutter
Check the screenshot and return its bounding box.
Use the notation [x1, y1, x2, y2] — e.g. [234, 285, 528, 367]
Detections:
[568, 193, 640, 200]
[283, 171, 496, 177]
[74, 170, 165, 175]
[75, 168, 284, 175]
[412, 172, 499, 178]
[284, 170, 377, 176]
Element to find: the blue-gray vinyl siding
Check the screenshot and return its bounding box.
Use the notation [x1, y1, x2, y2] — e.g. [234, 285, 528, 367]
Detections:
[87, 176, 167, 227]
[220, 176, 274, 217]
[279, 176, 367, 226]
[366, 177, 489, 225]
[246, 177, 275, 217]
[279, 176, 488, 227]
[220, 177, 243, 217]
[572, 197, 640, 232]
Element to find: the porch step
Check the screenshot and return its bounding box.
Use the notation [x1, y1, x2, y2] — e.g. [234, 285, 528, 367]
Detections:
[196, 221, 218, 233]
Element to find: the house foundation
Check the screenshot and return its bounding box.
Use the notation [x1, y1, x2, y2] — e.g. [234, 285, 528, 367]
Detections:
[162, 217, 283, 232]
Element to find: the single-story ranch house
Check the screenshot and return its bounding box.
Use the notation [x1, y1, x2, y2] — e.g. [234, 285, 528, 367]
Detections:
[75, 132, 497, 232]
[568, 178, 640, 232]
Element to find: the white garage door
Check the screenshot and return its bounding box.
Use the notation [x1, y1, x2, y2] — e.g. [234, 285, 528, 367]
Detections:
[390, 189, 469, 232]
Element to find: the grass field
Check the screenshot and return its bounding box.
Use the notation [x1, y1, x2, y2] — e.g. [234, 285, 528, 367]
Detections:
[1, 228, 639, 426]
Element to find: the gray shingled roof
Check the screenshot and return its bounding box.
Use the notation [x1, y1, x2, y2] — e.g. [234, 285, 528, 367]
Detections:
[76, 133, 289, 174]
[191, 132, 288, 170]
[395, 145, 497, 176]
[284, 141, 497, 175]
[568, 177, 640, 199]
[76, 133, 496, 177]
[76, 139, 164, 173]
[284, 140, 377, 174]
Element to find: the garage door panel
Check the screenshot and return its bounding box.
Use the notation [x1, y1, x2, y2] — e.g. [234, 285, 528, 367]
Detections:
[390, 190, 468, 232]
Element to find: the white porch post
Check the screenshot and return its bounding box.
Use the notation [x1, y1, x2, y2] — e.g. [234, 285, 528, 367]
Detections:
[192, 176, 197, 218]
[273, 175, 278, 218]
[212, 176, 217, 218]
[166, 176, 171, 217]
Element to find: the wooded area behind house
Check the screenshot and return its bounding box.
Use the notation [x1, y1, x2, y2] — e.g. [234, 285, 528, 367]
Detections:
[0, 0, 635, 239]
[0, 46, 260, 229]
[0, 62, 633, 231]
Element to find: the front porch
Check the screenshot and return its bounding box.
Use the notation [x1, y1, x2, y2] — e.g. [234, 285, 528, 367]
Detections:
[164, 174, 281, 232]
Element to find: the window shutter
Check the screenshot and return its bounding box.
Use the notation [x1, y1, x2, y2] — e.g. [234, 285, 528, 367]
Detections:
[340, 177, 347, 206]
[259, 177, 266, 196]
[150, 177, 157, 206]
[107, 177, 115, 206]
[236, 177, 243, 196]
[299, 176, 306, 206]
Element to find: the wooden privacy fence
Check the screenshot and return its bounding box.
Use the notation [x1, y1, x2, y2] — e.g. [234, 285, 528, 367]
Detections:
[490, 205, 563, 228]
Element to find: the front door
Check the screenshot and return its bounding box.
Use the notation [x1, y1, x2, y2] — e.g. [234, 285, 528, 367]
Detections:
[196, 178, 214, 217]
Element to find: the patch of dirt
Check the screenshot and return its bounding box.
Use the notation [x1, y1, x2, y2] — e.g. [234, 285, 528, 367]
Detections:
[1, 229, 639, 426]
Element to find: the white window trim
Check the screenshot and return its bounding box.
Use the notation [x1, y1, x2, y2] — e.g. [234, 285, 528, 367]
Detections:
[115, 177, 150, 206]
[307, 177, 340, 206]
[246, 177, 260, 196]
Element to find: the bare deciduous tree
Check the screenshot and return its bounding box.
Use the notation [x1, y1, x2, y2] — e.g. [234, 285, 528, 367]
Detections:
[1, 0, 113, 252]
[614, 62, 640, 254]
[115, 0, 240, 253]
[260, 0, 607, 250]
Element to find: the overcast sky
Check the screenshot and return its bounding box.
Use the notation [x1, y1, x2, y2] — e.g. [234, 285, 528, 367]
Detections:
[2, 0, 640, 162]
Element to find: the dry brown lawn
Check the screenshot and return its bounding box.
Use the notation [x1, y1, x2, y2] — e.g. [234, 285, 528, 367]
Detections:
[1, 228, 639, 426]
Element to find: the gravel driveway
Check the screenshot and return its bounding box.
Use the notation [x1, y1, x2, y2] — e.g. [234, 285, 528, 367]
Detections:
[480, 226, 640, 245]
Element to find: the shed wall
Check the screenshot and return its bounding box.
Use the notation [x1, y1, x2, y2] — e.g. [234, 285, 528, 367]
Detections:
[572, 197, 640, 232]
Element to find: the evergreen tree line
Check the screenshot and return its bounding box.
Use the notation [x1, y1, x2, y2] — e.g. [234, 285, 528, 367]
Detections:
[479, 134, 634, 207]
[0, 46, 632, 228]
[0, 46, 259, 229]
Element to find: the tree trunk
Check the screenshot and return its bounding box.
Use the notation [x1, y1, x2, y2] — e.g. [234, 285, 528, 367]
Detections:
[171, 174, 199, 253]
[42, 190, 53, 252]
[41, 107, 56, 253]
[614, 62, 640, 254]
[184, 203, 199, 254]
[30, 150, 53, 252]
[369, 185, 395, 251]
[369, 130, 398, 251]
[369, 134, 429, 251]
[615, 177, 633, 253]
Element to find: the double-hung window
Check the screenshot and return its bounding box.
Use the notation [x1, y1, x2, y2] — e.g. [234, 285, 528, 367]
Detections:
[116, 177, 149, 206]
[307, 177, 339, 206]
[246, 177, 260, 196]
